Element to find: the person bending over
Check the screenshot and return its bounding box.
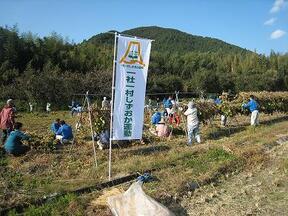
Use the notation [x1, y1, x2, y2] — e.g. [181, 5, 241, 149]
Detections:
[56, 120, 73, 144]
[4, 122, 30, 156]
[51, 118, 60, 136]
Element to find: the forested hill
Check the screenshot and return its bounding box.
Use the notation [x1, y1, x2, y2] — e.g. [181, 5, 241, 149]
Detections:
[85, 26, 249, 54]
[0, 25, 287, 110]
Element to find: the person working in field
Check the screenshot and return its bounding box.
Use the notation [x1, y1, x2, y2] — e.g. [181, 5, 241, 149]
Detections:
[164, 96, 173, 115]
[168, 105, 181, 126]
[242, 95, 259, 126]
[151, 111, 162, 125]
[184, 101, 201, 145]
[50, 118, 61, 136]
[69, 100, 77, 116]
[56, 120, 73, 143]
[0, 99, 16, 145]
[155, 118, 170, 137]
[29, 102, 33, 112]
[4, 122, 30, 156]
[101, 97, 110, 110]
[97, 130, 110, 150]
[70, 102, 83, 116]
[214, 95, 227, 127]
[46, 102, 51, 113]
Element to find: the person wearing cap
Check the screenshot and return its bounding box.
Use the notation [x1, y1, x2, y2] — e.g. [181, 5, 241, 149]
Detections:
[102, 97, 110, 110]
[155, 118, 170, 137]
[242, 95, 260, 126]
[184, 101, 201, 145]
[0, 99, 16, 145]
[4, 122, 30, 156]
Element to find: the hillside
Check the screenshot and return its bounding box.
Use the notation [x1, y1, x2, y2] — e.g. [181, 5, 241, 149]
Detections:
[85, 26, 250, 54]
[1, 25, 287, 107]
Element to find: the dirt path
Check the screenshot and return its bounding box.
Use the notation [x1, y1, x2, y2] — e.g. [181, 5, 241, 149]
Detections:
[181, 137, 288, 216]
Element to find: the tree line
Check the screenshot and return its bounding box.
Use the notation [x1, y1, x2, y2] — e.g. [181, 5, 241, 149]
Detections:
[0, 25, 287, 110]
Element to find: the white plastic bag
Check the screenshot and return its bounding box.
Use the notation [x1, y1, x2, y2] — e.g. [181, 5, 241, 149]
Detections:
[107, 181, 175, 216]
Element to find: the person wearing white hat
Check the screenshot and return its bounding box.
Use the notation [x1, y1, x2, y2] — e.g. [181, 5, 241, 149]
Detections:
[184, 101, 201, 145]
[102, 97, 110, 110]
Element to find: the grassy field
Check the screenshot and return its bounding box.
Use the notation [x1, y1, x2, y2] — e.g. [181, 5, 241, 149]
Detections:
[0, 111, 287, 215]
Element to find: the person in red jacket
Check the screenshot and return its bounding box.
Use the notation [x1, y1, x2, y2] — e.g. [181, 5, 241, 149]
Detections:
[0, 99, 15, 145]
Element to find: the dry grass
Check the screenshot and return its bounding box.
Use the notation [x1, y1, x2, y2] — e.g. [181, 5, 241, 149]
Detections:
[1, 111, 288, 214]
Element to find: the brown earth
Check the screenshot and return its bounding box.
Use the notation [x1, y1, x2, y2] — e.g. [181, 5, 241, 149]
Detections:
[181, 136, 288, 216]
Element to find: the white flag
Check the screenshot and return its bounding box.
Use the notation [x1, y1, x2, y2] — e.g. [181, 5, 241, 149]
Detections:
[112, 35, 152, 140]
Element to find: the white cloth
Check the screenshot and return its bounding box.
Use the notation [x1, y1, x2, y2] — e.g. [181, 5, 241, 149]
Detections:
[112, 35, 151, 140]
[184, 107, 199, 128]
[251, 110, 259, 126]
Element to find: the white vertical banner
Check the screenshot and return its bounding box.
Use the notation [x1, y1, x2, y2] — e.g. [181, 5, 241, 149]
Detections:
[112, 35, 152, 140]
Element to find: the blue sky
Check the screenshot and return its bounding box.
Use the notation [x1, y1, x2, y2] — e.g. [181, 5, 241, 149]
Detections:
[0, 0, 287, 55]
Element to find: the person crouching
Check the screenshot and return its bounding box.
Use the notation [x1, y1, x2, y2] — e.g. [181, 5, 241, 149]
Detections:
[55, 120, 73, 144]
[155, 118, 170, 137]
[4, 122, 30, 156]
[51, 118, 60, 137]
[184, 101, 201, 145]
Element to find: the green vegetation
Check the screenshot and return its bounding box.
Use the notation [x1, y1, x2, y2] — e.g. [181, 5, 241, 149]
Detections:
[0, 26, 288, 110]
[7, 194, 84, 216]
[88, 26, 248, 54]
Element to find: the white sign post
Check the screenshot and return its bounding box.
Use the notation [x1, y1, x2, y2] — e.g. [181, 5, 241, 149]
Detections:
[109, 34, 152, 180]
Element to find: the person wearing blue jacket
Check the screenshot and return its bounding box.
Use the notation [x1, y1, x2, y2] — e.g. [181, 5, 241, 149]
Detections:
[214, 96, 222, 105]
[151, 112, 162, 125]
[56, 120, 73, 143]
[50, 118, 60, 135]
[164, 96, 173, 109]
[242, 95, 259, 126]
[4, 122, 30, 156]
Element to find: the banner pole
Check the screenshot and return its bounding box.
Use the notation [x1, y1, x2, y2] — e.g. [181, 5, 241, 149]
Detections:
[86, 91, 98, 168]
[109, 32, 118, 181]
